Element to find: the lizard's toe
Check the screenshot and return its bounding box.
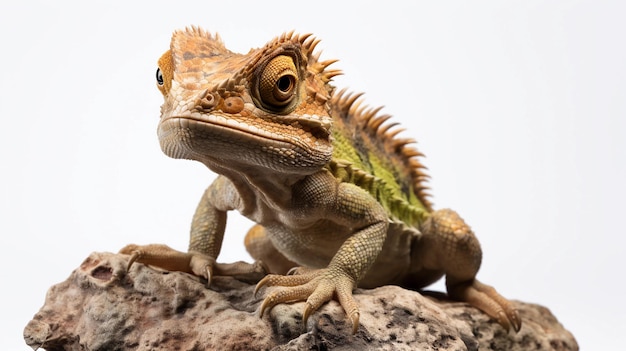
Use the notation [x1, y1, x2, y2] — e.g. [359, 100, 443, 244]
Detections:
[301, 278, 335, 327]
[119, 243, 195, 274]
[508, 308, 522, 332]
[335, 280, 360, 334]
[121, 244, 142, 271]
[259, 282, 316, 317]
[255, 271, 317, 296]
[448, 278, 522, 333]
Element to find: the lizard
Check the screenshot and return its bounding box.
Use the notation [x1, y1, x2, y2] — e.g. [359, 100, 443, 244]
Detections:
[120, 26, 521, 334]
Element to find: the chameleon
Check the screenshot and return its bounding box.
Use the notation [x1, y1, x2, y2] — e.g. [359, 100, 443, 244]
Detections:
[120, 26, 521, 334]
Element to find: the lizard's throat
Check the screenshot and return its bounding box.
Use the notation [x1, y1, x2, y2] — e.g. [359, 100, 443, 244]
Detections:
[157, 116, 333, 175]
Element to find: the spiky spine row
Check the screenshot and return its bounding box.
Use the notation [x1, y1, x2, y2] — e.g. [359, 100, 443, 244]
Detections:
[329, 89, 433, 213]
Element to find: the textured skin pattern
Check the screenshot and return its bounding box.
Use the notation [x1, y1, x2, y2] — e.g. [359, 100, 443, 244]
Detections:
[120, 27, 521, 335]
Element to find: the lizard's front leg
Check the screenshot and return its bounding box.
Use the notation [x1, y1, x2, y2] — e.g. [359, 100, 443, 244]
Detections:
[120, 176, 266, 284]
[255, 175, 388, 334]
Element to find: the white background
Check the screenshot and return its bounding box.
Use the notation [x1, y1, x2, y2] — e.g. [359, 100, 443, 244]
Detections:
[2, 1, 624, 349]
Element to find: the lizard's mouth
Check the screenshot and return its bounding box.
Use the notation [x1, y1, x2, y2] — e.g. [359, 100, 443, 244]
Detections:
[157, 114, 333, 174]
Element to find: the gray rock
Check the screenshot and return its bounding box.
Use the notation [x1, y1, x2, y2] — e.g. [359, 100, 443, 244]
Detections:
[24, 252, 578, 350]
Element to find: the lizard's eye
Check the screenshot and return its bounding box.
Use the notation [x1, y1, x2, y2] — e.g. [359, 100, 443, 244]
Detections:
[156, 68, 164, 86]
[256, 55, 299, 111]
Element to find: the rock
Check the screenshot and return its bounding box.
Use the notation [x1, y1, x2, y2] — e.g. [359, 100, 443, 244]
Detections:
[24, 252, 578, 351]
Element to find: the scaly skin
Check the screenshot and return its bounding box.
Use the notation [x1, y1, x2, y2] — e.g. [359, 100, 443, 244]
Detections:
[119, 27, 521, 334]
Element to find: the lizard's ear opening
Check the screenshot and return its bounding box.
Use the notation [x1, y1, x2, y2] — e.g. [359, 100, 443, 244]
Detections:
[156, 50, 174, 97]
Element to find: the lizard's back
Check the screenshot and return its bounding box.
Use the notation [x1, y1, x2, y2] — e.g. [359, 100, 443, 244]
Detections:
[326, 90, 432, 228]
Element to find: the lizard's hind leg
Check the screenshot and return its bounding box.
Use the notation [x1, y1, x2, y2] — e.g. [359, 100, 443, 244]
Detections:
[418, 209, 522, 332]
[245, 224, 298, 275]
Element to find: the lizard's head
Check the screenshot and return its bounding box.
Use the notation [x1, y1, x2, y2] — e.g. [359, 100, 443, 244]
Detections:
[155, 27, 339, 175]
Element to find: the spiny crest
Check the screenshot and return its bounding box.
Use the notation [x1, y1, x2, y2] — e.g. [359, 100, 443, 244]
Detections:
[225, 31, 322, 93]
[261, 31, 319, 60]
[258, 32, 339, 77]
[169, 26, 235, 88]
[179, 26, 223, 43]
[330, 89, 433, 213]
[243, 31, 316, 70]
[173, 26, 227, 57]
[298, 34, 344, 84]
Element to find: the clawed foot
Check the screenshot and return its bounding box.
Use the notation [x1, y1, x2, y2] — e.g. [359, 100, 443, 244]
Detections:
[119, 243, 266, 286]
[255, 268, 360, 334]
[448, 278, 522, 332]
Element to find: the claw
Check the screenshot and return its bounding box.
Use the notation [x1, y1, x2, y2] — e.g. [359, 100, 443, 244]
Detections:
[302, 302, 313, 329]
[349, 311, 360, 334]
[119, 244, 142, 271]
[254, 275, 270, 298]
[126, 250, 141, 271]
[497, 311, 512, 333]
[205, 265, 212, 287]
[510, 309, 522, 332]
[258, 294, 276, 318]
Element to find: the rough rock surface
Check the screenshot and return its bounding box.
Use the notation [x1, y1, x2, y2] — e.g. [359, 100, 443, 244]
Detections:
[25, 252, 578, 351]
